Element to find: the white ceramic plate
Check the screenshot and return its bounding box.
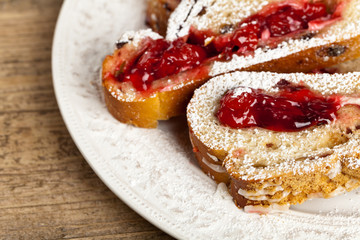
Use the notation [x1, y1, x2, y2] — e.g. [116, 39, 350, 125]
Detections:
[52, 0, 360, 239]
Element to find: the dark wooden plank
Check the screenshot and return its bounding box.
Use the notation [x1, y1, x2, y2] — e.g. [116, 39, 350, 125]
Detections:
[0, 0, 174, 238]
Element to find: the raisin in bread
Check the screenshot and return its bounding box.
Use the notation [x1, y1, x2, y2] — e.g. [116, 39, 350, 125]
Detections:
[146, 0, 181, 36]
[103, 0, 360, 128]
[187, 71, 360, 213]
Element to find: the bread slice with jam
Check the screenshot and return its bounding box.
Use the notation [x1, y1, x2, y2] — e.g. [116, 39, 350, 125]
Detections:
[187, 71, 360, 213]
[102, 0, 360, 128]
[167, 0, 360, 74]
[102, 29, 211, 128]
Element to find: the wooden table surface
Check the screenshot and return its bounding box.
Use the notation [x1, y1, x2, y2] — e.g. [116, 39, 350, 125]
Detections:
[0, 1, 173, 239]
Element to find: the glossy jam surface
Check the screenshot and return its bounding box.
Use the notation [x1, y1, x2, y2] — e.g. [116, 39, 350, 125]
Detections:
[109, 0, 343, 91]
[116, 38, 207, 91]
[217, 80, 341, 132]
[188, 1, 340, 59]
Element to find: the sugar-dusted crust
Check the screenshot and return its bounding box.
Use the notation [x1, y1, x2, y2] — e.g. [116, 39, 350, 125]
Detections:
[146, 0, 181, 36]
[168, 0, 360, 75]
[187, 71, 360, 210]
[168, 0, 349, 37]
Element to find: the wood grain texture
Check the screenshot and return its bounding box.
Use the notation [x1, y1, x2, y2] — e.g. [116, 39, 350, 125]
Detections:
[0, 1, 173, 239]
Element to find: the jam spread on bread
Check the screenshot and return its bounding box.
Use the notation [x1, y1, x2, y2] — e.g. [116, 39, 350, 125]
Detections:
[217, 80, 341, 132]
[188, 0, 343, 59]
[121, 38, 206, 91]
[106, 0, 343, 91]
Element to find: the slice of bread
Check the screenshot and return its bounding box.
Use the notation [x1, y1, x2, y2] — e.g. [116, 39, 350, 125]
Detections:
[102, 30, 211, 128]
[146, 0, 181, 36]
[168, 0, 360, 74]
[103, 0, 360, 128]
[187, 71, 360, 213]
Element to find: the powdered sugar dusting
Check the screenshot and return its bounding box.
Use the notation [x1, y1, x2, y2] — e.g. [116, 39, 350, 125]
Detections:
[348, 157, 360, 169]
[167, 0, 197, 39]
[195, 0, 269, 30]
[116, 29, 162, 48]
[232, 86, 253, 96]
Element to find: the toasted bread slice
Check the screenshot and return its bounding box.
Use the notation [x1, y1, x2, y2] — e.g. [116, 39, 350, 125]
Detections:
[146, 0, 181, 36]
[187, 71, 360, 213]
[102, 30, 211, 128]
[103, 0, 360, 128]
[168, 0, 360, 74]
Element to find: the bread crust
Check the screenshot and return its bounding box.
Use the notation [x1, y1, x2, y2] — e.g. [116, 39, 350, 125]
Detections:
[244, 37, 360, 73]
[146, 0, 180, 36]
[103, 75, 210, 128]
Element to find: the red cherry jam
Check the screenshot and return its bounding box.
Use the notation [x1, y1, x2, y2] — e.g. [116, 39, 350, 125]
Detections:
[188, 1, 341, 59]
[110, 0, 343, 91]
[117, 38, 207, 91]
[217, 80, 341, 132]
